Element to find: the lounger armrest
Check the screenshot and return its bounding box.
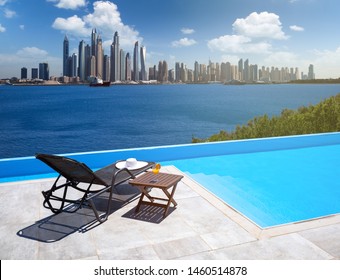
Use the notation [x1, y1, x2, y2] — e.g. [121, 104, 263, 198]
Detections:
[112, 167, 135, 186]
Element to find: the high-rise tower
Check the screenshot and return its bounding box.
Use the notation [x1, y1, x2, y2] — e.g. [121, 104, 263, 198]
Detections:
[91, 29, 97, 57]
[63, 35, 69, 76]
[125, 52, 131, 81]
[140, 45, 146, 81]
[96, 34, 103, 78]
[308, 64, 315, 79]
[78, 40, 86, 81]
[133, 41, 139, 81]
[110, 31, 120, 81]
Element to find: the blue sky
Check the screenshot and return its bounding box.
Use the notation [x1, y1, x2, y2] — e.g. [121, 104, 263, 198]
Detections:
[1, 0, 340, 79]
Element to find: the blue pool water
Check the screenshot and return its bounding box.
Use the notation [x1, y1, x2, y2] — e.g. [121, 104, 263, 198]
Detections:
[163, 143, 340, 228]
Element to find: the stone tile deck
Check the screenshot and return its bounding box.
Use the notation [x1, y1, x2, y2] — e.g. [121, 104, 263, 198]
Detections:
[0, 166, 339, 260]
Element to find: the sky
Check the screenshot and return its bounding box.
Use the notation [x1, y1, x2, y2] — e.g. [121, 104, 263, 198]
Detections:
[1, 0, 340, 79]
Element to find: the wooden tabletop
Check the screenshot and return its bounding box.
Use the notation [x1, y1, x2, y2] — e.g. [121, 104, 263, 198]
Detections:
[129, 172, 183, 189]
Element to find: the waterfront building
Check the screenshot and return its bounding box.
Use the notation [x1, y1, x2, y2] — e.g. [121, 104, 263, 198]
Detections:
[238, 58, 243, 81]
[91, 29, 97, 58]
[244, 59, 250, 82]
[39, 62, 49, 80]
[194, 61, 199, 82]
[110, 31, 120, 82]
[140, 45, 147, 81]
[90, 56, 96, 77]
[103, 55, 110, 82]
[308, 64, 315, 79]
[63, 35, 69, 77]
[21, 67, 27, 79]
[175, 62, 181, 82]
[96, 34, 103, 79]
[120, 49, 126, 81]
[168, 69, 175, 82]
[133, 41, 139, 81]
[71, 53, 77, 77]
[85, 44, 91, 79]
[78, 40, 86, 81]
[31, 68, 38, 79]
[125, 53, 132, 81]
[157, 60, 168, 82]
[132, 41, 139, 82]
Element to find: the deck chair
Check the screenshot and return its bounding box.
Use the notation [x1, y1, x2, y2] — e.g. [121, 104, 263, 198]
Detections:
[36, 154, 154, 223]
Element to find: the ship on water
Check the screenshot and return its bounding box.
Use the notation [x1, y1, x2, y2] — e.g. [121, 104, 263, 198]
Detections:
[89, 77, 111, 87]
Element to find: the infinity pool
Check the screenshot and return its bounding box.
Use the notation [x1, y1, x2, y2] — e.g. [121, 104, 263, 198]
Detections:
[163, 143, 340, 228]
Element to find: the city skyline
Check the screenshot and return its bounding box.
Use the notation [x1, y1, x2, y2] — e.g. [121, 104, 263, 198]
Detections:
[21, 28, 315, 84]
[1, 0, 340, 79]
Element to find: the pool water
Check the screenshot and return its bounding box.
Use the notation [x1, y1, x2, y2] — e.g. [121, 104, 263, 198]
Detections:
[163, 144, 340, 228]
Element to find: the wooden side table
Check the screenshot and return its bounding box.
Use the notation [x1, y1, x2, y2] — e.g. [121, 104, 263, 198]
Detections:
[129, 172, 184, 218]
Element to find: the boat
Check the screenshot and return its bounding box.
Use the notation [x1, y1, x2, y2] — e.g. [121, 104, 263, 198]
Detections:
[89, 77, 111, 87]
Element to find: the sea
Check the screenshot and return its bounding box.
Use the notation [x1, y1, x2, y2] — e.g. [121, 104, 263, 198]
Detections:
[1, 83, 340, 159]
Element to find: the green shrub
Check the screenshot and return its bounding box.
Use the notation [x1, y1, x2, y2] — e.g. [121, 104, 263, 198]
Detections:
[192, 93, 340, 143]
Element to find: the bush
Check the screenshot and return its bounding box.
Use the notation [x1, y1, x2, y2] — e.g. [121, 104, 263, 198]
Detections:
[192, 93, 340, 143]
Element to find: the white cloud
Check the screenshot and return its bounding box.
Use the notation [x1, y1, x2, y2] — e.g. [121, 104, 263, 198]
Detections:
[19, 25, 25, 30]
[0, 0, 9, 6]
[0, 23, 5, 32]
[263, 51, 299, 66]
[233, 12, 288, 40]
[208, 35, 271, 54]
[0, 46, 61, 78]
[52, 15, 90, 37]
[52, 1, 141, 48]
[47, 0, 86, 10]
[17, 47, 49, 57]
[290, 25, 304, 32]
[181, 28, 195, 35]
[4, 8, 16, 18]
[310, 47, 340, 78]
[207, 11, 289, 55]
[172, 37, 197, 47]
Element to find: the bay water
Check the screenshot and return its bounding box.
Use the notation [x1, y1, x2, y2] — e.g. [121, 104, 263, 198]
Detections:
[1, 83, 340, 159]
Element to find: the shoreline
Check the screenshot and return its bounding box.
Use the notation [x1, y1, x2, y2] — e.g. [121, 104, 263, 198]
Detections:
[3, 80, 340, 86]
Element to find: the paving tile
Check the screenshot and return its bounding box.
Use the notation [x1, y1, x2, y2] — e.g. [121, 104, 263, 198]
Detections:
[299, 223, 340, 258]
[37, 231, 97, 260]
[98, 244, 160, 260]
[152, 235, 211, 259]
[0, 223, 38, 260]
[200, 227, 256, 250]
[177, 196, 241, 234]
[208, 233, 333, 260]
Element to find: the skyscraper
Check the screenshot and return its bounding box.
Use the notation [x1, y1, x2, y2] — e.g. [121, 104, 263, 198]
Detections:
[39, 63, 49, 80]
[103, 55, 110, 82]
[96, 34, 103, 78]
[308, 64, 315, 79]
[120, 49, 125, 81]
[85, 44, 91, 78]
[238, 58, 243, 81]
[140, 45, 146, 81]
[133, 41, 139, 81]
[110, 31, 120, 82]
[91, 29, 97, 58]
[63, 35, 69, 77]
[78, 40, 86, 81]
[31, 68, 38, 79]
[125, 52, 131, 81]
[71, 53, 77, 77]
[175, 62, 181, 82]
[21, 67, 27, 79]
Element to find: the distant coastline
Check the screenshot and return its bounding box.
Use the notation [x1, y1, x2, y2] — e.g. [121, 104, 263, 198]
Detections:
[2, 78, 340, 86]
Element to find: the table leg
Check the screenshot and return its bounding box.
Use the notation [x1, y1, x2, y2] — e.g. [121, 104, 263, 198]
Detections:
[163, 183, 178, 217]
